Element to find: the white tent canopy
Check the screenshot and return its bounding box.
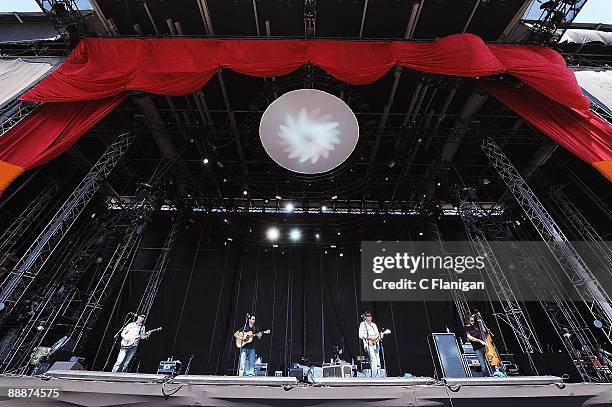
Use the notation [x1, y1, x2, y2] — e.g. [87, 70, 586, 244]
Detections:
[573, 68, 612, 114]
[560, 29, 612, 45]
[0, 57, 64, 108]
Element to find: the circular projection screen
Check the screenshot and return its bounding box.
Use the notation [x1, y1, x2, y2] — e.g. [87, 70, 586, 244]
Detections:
[259, 89, 359, 174]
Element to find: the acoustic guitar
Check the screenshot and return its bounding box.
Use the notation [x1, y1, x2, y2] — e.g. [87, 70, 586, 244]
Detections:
[235, 329, 271, 348]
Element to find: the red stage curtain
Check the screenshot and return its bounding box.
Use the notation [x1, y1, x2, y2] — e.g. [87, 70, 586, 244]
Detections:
[480, 80, 612, 181]
[1, 34, 608, 196]
[0, 95, 125, 193]
[21, 34, 590, 111]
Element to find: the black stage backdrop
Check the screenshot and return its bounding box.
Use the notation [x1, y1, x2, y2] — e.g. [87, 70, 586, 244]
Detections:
[83, 213, 576, 378]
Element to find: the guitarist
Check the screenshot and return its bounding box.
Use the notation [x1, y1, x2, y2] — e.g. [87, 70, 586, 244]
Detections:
[234, 314, 263, 376]
[358, 310, 382, 377]
[112, 313, 150, 373]
[464, 315, 491, 377]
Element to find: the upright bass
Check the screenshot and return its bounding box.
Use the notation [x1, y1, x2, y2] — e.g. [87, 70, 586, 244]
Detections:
[474, 310, 501, 368]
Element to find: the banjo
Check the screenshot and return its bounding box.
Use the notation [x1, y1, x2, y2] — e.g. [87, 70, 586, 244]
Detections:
[121, 326, 162, 348]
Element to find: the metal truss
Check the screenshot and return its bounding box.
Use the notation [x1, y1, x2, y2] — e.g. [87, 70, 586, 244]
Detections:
[458, 195, 543, 355]
[137, 214, 181, 316]
[0, 186, 159, 373]
[426, 219, 471, 325]
[0, 179, 63, 267]
[0, 132, 134, 312]
[69, 226, 143, 353]
[0, 215, 109, 373]
[34, 1, 89, 39]
[0, 100, 40, 137]
[517, 244, 608, 382]
[527, 0, 587, 45]
[550, 186, 612, 278]
[482, 138, 612, 343]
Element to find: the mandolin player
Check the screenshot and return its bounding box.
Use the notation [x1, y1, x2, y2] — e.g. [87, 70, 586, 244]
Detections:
[234, 314, 265, 376]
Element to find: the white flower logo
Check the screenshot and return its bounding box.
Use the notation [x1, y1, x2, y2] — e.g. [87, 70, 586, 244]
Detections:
[278, 108, 341, 164]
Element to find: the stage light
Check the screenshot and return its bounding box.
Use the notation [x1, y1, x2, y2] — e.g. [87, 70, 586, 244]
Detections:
[482, 178, 491, 185]
[290, 228, 301, 241]
[37, 325, 44, 331]
[331, 195, 338, 200]
[337, 231, 341, 236]
[285, 203, 295, 212]
[243, 190, 248, 195]
[267, 227, 280, 241]
[340, 253, 344, 257]
[223, 178, 227, 183]
[275, 195, 282, 200]
[202, 158, 209, 165]
[224, 218, 229, 223]
[437, 182, 441, 186]
[259, 89, 359, 174]
[385, 177, 388, 181]
[330, 245, 336, 248]
[315, 233, 320, 239]
[418, 232, 424, 236]
[321, 205, 327, 212]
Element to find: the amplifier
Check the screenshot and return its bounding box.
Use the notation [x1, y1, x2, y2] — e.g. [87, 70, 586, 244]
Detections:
[157, 359, 182, 376]
[322, 364, 353, 378]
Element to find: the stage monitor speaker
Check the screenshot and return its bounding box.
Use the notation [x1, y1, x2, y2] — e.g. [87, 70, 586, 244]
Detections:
[289, 368, 304, 381]
[322, 364, 352, 378]
[49, 361, 84, 371]
[429, 333, 469, 378]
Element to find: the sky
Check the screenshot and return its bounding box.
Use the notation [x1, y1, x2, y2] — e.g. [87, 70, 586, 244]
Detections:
[0, 0, 611, 24]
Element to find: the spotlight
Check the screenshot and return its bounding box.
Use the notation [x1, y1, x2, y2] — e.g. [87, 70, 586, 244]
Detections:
[418, 232, 424, 236]
[243, 190, 248, 196]
[285, 203, 295, 212]
[437, 182, 441, 186]
[37, 325, 45, 331]
[289, 228, 301, 241]
[202, 158, 209, 165]
[337, 232, 341, 236]
[321, 205, 327, 212]
[331, 195, 338, 200]
[340, 253, 344, 257]
[224, 218, 229, 223]
[266, 227, 280, 241]
[315, 233, 320, 239]
[275, 195, 282, 200]
[482, 178, 491, 185]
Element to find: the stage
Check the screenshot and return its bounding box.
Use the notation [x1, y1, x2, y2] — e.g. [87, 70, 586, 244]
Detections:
[0, 370, 610, 406]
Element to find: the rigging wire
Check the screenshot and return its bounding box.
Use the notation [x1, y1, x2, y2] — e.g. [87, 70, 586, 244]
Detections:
[208, 247, 231, 373]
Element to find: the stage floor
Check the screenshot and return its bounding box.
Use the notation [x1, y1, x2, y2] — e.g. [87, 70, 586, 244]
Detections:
[0, 370, 610, 406]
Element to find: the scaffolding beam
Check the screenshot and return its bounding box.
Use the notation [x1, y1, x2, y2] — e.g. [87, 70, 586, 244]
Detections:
[0, 132, 134, 311]
[482, 137, 612, 344]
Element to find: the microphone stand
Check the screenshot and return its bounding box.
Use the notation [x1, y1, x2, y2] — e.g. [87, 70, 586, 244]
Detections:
[184, 354, 195, 375]
[379, 334, 387, 378]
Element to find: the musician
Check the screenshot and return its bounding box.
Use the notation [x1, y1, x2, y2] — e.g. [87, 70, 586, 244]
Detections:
[358, 310, 381, 377]
[112, 314, 150, 373]
[464, 315, 491, 377]
[234, 314, 263, 376]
